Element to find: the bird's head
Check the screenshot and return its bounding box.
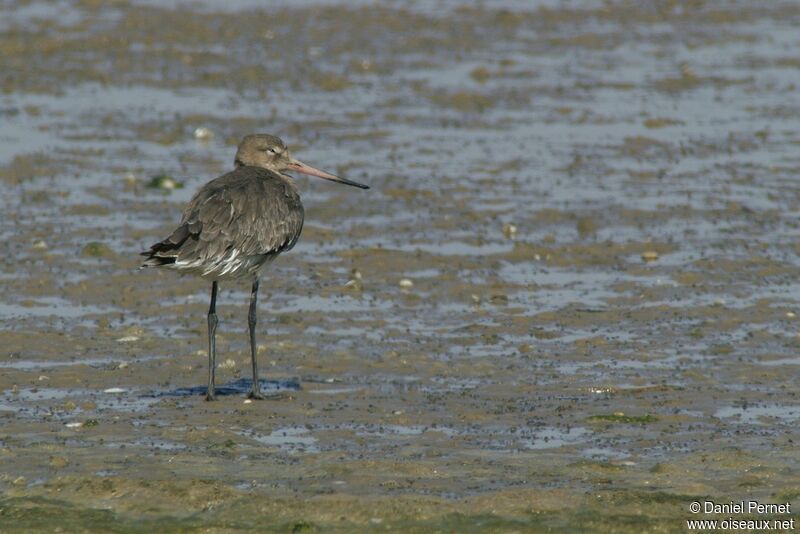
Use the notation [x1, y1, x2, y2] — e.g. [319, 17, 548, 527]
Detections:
[234, 134, 369, 189]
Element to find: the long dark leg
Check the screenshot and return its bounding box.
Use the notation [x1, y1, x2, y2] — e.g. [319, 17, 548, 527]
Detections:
[247, 278, 266, 399]
[206, 281, 218, 401]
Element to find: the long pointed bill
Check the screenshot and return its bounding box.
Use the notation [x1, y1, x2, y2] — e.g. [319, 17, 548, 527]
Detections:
[287, 159, 369, 189]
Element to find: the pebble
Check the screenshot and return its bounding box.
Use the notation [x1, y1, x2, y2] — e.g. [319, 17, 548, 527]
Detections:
[193, 127, 213, 140]
[641, 250, 659, 262]
[399, 278, 414, 289]
[502, 223, 517, 239]
[786, 312, 795, 318]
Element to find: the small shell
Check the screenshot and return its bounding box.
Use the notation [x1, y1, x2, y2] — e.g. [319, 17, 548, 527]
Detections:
[399, 278, 414, 289]
[193, 127, 214, 140]
[218, 358, 237, 370]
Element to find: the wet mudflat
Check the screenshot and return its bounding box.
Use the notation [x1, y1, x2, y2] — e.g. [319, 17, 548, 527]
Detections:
[1, 0, 799, 531]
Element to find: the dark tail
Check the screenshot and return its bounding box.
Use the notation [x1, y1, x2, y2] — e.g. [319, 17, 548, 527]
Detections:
[140, 250, 177, 268]
[140, 224, 191, 268]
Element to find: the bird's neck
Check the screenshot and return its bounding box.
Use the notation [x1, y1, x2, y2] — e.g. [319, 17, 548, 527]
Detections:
[278, 172, 297, 187]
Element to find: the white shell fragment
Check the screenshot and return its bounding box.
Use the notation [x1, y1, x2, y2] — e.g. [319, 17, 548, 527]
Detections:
[194, 127, 214, 140]
[219, 358, 237, 370]
[344, 268, 363, 290]
[502, 223, 517, 239]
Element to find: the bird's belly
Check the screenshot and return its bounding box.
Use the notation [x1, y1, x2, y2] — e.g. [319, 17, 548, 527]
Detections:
[173, 251, 277, 281]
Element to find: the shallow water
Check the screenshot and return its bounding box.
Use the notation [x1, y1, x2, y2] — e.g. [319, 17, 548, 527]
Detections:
[1, 0, 800, 531]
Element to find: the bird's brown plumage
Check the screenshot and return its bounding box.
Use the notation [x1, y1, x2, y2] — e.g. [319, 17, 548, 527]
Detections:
[139, 133, 368, 401]
[141, 165, 304, 280]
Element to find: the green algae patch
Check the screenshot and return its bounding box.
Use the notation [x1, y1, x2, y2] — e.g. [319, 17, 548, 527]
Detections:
[290, 520, 318, 533]
[643, 117, 684, 128]
[587, 414, 658, 425]
[430, 90, 493, 112]
[81, 242, 115, 258]
[146, 173, 183, 191]
[313, 73, 352, 92]
[0, 491, 697, 533]
[469, 66, 491, 83]
[0, 153, 62, 184]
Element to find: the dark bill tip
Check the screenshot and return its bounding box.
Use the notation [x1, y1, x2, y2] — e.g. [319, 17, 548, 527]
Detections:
[287, 160, 370, 190]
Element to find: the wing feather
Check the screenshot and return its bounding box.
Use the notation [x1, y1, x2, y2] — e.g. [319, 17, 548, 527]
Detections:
[140, 167, 304, 277]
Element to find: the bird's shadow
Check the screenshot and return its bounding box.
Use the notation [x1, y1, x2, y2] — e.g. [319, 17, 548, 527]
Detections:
[149, 378, 301, 398]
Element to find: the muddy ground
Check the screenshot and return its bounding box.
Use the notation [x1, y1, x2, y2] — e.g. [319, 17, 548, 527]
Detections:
[0, 0, 799, 532]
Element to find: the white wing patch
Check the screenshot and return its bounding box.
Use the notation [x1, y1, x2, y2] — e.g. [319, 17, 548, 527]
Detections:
[174, 247, 278, 280]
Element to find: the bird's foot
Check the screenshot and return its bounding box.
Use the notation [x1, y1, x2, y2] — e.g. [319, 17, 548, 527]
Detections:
[247, 390, 267, 400]
[205, 392, 216, 402]
[247, 390, 289, 400]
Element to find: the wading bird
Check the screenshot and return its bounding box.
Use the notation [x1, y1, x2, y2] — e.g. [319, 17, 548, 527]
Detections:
[141, 134, 369, 400]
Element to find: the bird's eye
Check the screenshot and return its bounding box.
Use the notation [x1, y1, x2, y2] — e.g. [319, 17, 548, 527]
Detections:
[266, 148, 277, 154]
